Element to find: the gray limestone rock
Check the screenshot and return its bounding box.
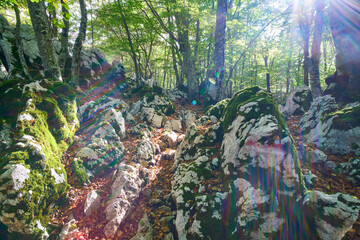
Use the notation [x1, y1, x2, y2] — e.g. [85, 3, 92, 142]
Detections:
[164, 119, 182, 132]
[300, 96, 360, 155]
[340, 158, 360, 185]
[130, 213, 153, 240]
[282, 86, 312, 117]
[137, 139, 155, 160]
[84, 190, 101, 216]
[104, 163, 145, 237]
[303, 191, 360, 240]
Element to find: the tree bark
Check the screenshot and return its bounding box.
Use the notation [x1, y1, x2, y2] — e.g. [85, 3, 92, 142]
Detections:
[264, 55, 271, 93]
[213, 0, 227, 100]
[328, 0, 360, 102]
[13, 4, 31, 80]
[58, 0, 70, 77]
[174, 7, 198, 97]
[309, 0, 324, 98]
[71, 0, 87, 87]
[303, 39, 310, 86]
[27, 0, 62, 81]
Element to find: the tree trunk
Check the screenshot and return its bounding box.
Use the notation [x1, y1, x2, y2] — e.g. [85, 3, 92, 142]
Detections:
[303, 39, 310, 86]
[213, 0, 227, 100]
[323, 39, 327, 72]
[58, 0, 70, 78]
[71, 0, 87, 87]
[264, 55, 271, 93]
[117, 0, 140, 80]
[328, 0, 360, 102]
[27, 0, 62, 81]
[175, 8, 198, 97]
[13, 4, 31, 80]
[309, 0, 324, 98]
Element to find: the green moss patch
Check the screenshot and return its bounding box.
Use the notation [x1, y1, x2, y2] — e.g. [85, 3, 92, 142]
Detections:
[326, 105, 360, 130]
[221, 87, 286, 136]
[206, 98, 230, 119]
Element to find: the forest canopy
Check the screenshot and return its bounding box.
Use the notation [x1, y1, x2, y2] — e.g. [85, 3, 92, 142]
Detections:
[0, 0, 338, 100]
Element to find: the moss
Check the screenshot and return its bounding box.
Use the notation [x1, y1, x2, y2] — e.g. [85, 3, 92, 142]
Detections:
[221, 87, 287, 137]
[72, 159, 89, 186]
[206, 98, 230, 119]
[6, 151, 29, 164]
[0, 87, 78, 230]
[326, 105, 360, 130]
[0, 79, 26, 123]
[37, 96, 74, 144]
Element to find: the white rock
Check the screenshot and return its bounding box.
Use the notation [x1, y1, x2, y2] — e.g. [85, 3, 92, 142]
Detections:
[0, 164, 30, 191]
[84, 190, 101, 216]
[137, 139, 155, 160]
[59, 219, 78, 240]
[17, 113, 34, 122]
[50, 168, 66, 184]
[165, 119, 182, 132]
[22, 81, 47, 94]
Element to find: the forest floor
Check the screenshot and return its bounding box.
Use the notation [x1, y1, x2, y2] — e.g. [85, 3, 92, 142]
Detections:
[50, 91, 360, 240]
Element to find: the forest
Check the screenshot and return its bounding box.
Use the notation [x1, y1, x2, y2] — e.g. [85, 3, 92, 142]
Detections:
[0, 0, 359, 239]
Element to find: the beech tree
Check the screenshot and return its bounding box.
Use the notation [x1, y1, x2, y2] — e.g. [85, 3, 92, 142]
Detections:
[70, 0, 87, 87]
[309, 0, 324, 98]
[27, 0, 62, 81]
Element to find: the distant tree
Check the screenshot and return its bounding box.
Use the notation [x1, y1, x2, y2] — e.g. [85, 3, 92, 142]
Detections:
[213, 0, 228, 100]
[58, 0, 70, 77]
[70, 0, 87, 87]
[309, 0, 324, 98]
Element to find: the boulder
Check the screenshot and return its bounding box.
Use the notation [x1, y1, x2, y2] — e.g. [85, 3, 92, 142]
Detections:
[303, 191, 360, 239]
[164, 119, 182, 132]
[220, 87, 304, 238]
[206, 98, 230, 119]
[300, 96, 360, 155]
[104, 163, 145, 237]
[171, 87, 360, 239]
[180, 110, 196, 127]
[136, 139, 155, 160]
[78, 96, 128, 125]
[282, 86, 312, 117]
[59, 219, 79, 240]
[160, 131, 179, 148]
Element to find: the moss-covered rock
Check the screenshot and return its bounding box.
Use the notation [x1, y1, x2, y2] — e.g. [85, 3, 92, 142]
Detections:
[206, 98, 230, 119]
[220, 87, 306, 238]
[0, 80, 78, 237]
[300, 96, 360, 155]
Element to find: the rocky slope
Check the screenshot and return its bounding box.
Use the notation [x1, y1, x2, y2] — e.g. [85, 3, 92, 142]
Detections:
[1, 22, 360, 238]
